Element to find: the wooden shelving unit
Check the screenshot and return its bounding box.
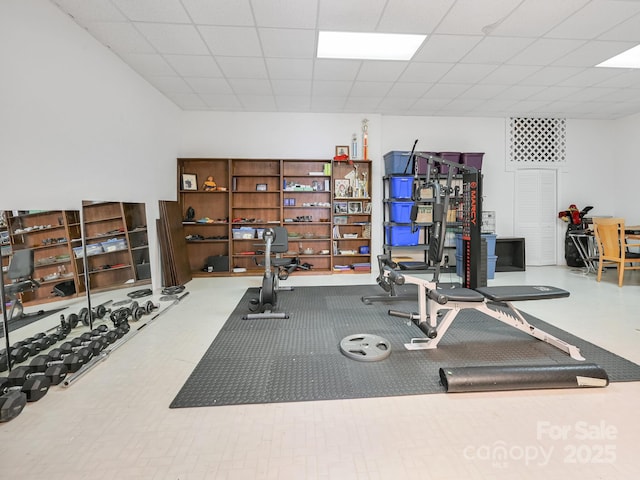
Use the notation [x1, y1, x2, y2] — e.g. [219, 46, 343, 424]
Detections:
[80, 202, 151, 293]
[177, 158, 372, 277]
[4, 209, 83, 305]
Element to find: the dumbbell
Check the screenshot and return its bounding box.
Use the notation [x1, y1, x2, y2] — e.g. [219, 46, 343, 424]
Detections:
[0, 390, 27, 423]
[0, 375, 50, 402]
[31, 350, 87, 374]
[58, 337, 105, 358]
[8, 364, 68, 387]
[80, 329, 118, 346]
[142, 300, 159, 315]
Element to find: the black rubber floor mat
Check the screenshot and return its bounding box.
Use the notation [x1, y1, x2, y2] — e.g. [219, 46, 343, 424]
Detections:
[170, 285, 640, 408]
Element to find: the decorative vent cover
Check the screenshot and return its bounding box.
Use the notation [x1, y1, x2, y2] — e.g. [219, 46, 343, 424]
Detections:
[509, 118, 566, 164]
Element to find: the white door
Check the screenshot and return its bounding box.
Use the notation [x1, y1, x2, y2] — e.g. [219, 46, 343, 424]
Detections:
[514, 169, 557, 265]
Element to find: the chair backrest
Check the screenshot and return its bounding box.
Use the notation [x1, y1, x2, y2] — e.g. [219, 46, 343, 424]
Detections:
[593, 217, 624, 259]
[8, 248, 35, 281]
[270, 227, 289, 254]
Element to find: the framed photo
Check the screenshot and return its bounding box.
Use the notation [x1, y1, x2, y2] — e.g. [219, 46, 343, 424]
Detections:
[334, 215, 348, 225]
[364, 202, 372, 214]
[334, 179, 350, 197]
[181, 173, 197, 191]
[335, 145, 350, 158]
[256, 183, 267, 191]
[348, 201, 363, 214]
[334, 202, 348, 214]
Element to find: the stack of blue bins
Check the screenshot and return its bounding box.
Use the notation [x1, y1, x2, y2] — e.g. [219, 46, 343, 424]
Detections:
[386, 175, 419, 246]
[455, 233, 497, 279]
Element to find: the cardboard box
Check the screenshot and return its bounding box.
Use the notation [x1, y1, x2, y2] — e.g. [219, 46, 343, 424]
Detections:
[416, 205, 433, 223]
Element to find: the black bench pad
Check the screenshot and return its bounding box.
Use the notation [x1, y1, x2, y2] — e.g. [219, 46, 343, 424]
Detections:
[475, 285, 570, 302]
[435, 286, 485, 302]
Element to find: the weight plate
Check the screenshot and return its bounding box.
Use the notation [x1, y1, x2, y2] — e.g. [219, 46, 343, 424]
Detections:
[78, 308, 90, 326]
[339, 334, 391, 362]
[132, 307, 144, 321]
[95, 305, 107, 319]
[159, 295, 177, 302]
[144, 301, 154, 314]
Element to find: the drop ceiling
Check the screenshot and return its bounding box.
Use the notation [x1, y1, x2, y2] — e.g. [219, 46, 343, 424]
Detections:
[52, 0, 640, 119]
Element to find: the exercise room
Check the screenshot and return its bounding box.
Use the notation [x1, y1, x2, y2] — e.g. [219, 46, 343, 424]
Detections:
[2, 1, 640, 479]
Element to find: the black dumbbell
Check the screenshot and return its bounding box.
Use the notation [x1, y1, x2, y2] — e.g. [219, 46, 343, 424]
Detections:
[8, 364, 68, 387]
[81, 329, 118, 346]
[0, 390, 27, 423]
[143, 300, 159, 314]
[31, 350, 86, 374]
[0, 375, 50, 402]
[58, 338, 104, 358]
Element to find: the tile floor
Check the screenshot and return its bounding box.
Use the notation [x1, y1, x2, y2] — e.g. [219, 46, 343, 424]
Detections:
[1, 265, 639, 479]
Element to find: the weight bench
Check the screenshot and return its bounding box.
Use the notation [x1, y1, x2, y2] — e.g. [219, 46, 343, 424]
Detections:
[385, 269, 584, 361]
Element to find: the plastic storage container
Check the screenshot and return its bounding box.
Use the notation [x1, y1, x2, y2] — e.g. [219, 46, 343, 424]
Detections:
[461, 152, 484, 171]
[456, 253, 497, 279]
[456, 233, 496, 257]
[389, 202, 413, 223]
[232, 228, 256, 239]
[389, 176, 413, 198]
[101, 238, 127, 253]
[385, 226, 420, 246]
[384, 151, 430, 175]
[437, 152, 461, 174]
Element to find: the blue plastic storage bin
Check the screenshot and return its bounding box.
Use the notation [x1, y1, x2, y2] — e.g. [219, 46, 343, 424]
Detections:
[385, 226, 419, 246]
[389, 176, 413, 198]
[456, 254, 497, 279]
[384, 151, 430, 175]
[389, 202, 413, 223]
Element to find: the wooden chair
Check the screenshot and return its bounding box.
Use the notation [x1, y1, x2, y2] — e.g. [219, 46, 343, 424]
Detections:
[592, 218, 640, 286]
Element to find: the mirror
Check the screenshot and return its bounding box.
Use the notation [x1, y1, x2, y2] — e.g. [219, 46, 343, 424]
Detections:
[1, 201, 153, 376]
[1, 208, 90, 374]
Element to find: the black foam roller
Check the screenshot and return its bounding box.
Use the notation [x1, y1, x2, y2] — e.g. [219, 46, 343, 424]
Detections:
[439, 363, 609, 393]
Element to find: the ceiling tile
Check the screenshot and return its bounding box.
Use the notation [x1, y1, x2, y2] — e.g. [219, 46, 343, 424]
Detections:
[122, 53, 175, 76]
[164, 55, 223, 77]
[490, 0, 588, 37]
[599, 13, 640, 42]
[53, 0, 126, 22]
[399, 62, 452, 83]
[270, 79, 312, 96]
[344, 96, 383, 111]
[519, 66, 586, 86]
[350, 82, 394, 97]
[85, 21, 155, 54]
[275, 96, 312, 111]
[237, 95, 277, 111]
[435, 0, 522, 35]
[216, 57, 268, 79]
[423, 83, 470, 99]
[228, 78, 273, 95]
[457, 84, 507, 100]
[494, 85, 547, 100]
[310, 96, 347, 111]
[185, 77, 234, 95]
[356, 61, 407, 82]
[413, 35, 483, 63]
[136, 23, 209, 55]
[527, 85, 584, 102]
[386, 82, 430, 97]
[439, 64, 498, 83]
[314, 60, 361, 81]
[181, 0, 253, 26]
[377, 0, 455, 34]
[111, 0, 190, 23]
[312, 80, 354, 96]
[506, 38, 586, 66]
[481, 65, 542, 84]
[317, 0, 387, 31]
[266, 58, 313, 80]
[562, 87, 618, 102]
[146, 76, 193, 94]
[547, 0, 640, 39]
[554, 40, 638, 67]
[252, 0, 317, 28]
[558, 67, 626, 87]
[461, 37, 535, 64]
[259, 28, 316, 59]
[199, 26, 262, 56]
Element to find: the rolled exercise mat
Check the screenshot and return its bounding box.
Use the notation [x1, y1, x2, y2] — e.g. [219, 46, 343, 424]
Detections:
[439, 363, 609, 393]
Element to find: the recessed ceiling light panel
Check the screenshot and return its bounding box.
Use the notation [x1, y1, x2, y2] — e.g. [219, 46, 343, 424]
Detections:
[317, 31, 426, 61]
[597, 44, 640, 69]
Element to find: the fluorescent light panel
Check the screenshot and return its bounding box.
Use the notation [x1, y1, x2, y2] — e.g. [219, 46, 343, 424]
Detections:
[597, 44, 640, 68]
[317, 31, 426, 61]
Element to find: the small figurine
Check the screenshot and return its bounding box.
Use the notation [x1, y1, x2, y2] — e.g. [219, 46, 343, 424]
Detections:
[202, 176, 217, 191]
[185, 206, 195, 222]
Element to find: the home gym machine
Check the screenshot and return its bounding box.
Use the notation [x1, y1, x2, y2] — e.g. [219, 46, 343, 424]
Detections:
[378, 152, 585, 361]
[244, 227, 297, 320]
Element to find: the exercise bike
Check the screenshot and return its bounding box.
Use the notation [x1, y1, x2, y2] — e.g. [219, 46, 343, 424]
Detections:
[244, 227, 298, 320]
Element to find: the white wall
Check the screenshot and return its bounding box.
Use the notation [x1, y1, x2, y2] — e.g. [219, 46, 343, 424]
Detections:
[612, 112, 640, 223]
[0, 0, 180, 287]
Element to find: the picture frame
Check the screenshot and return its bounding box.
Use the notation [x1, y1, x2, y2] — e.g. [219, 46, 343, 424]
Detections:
[364, 202, 372, 214]
[256, 183, 268, 191]
[334, 215, 348, 225]
[334, 179, 350, 197]
[334, 202, 348, 214]
[335, 145, 350, 158]
[181, 173, 198, 191]
[348, 201, 363, 214]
